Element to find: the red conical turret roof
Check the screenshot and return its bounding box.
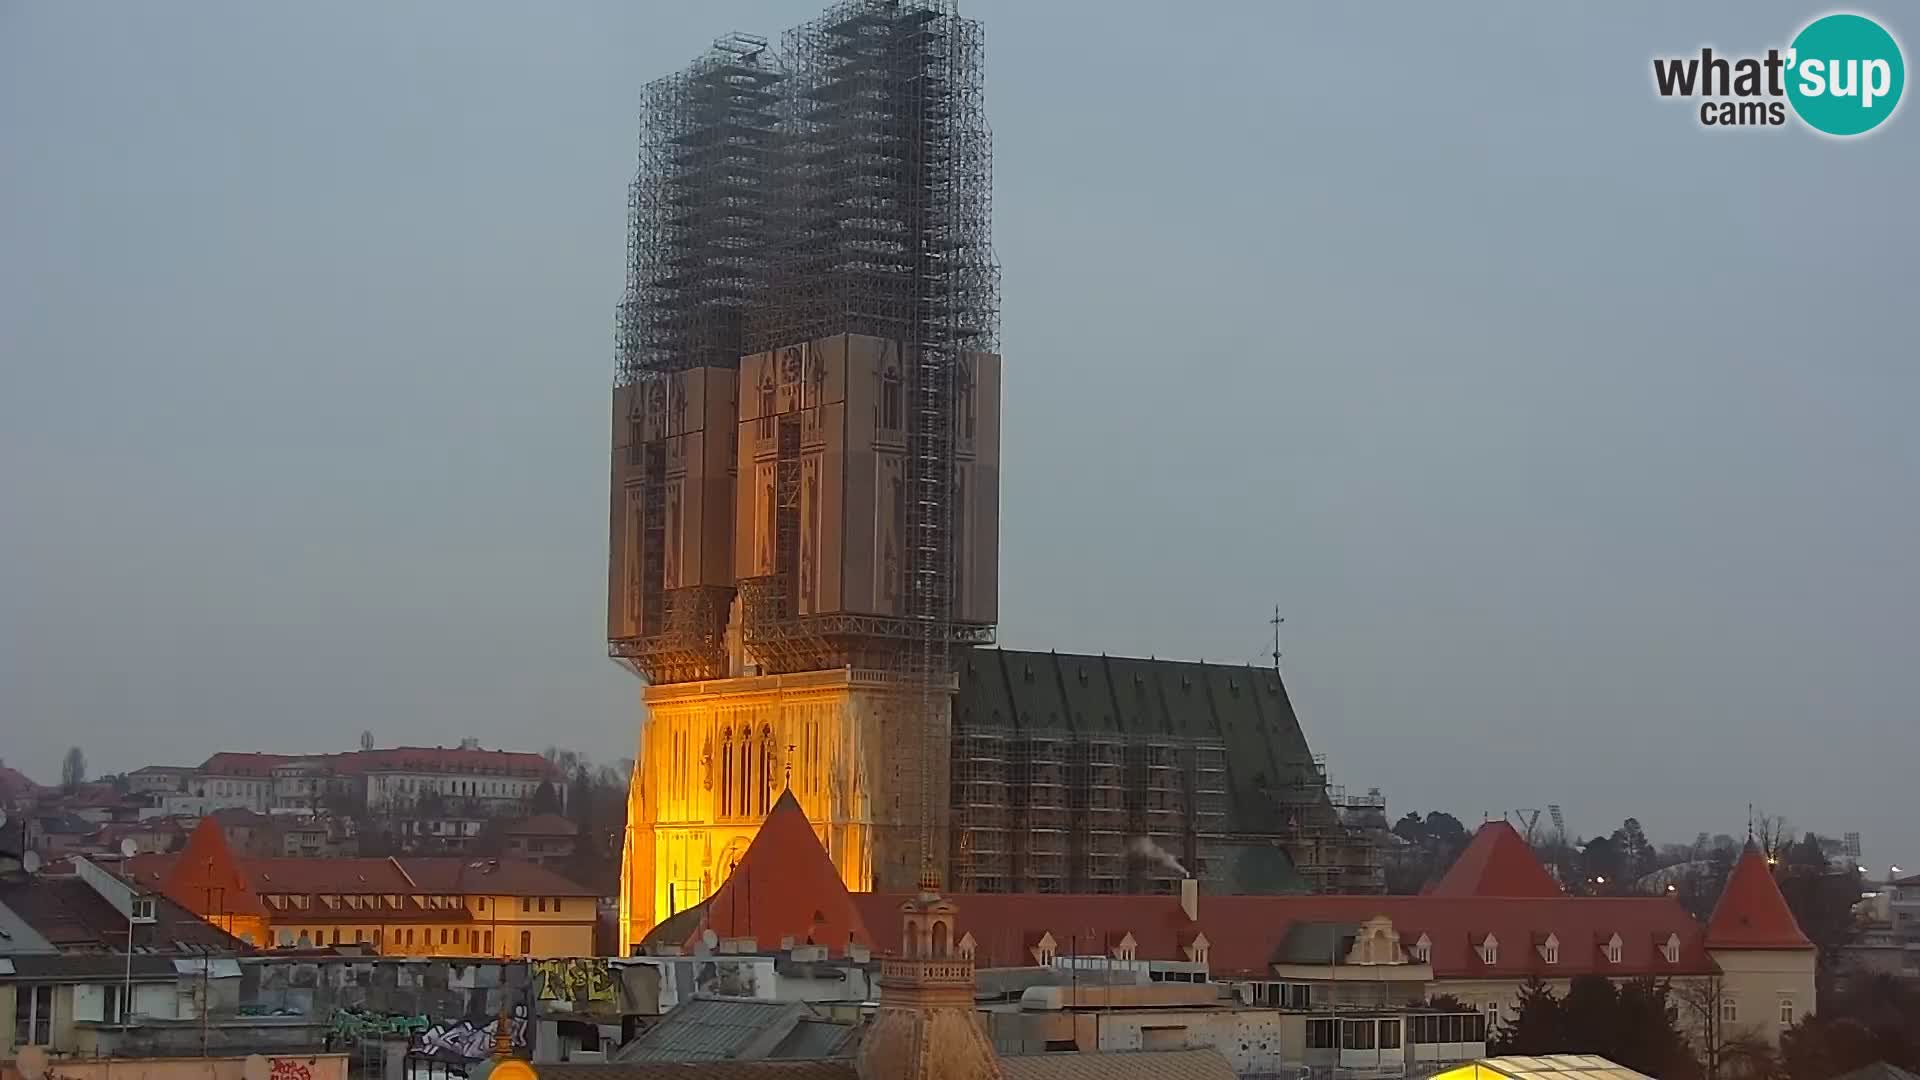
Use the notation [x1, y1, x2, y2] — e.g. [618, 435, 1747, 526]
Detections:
[1428, 820, 1564, 898]
[693, 789, 870, 953]
[162, 816, 265, 916]
[1706, 844, 1812, 950]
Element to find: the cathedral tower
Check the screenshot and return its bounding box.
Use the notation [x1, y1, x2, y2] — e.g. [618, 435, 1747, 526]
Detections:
[614, 0, 1000, 952]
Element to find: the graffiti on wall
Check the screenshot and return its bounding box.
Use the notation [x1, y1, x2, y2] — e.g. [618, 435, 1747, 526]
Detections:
[329, 1006, 530, 1063]
[694, 959, 758, 998]
[329, 1007, 428, 1044]
[532, 958, 615, 1003]
[270, 1059, 314, 1080]
[411, 1006, 530, 1062]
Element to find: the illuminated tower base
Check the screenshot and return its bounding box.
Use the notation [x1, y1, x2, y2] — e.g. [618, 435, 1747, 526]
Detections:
[619, 667, 952, 952]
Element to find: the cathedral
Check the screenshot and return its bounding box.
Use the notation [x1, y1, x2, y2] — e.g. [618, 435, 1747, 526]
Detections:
[610, 0, 1377, 955]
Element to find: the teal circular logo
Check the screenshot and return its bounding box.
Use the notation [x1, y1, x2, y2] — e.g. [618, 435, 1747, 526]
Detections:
[1787, 14, 1905, 135]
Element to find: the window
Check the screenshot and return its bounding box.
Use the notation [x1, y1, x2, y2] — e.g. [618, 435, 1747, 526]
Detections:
[106, 984, 129, 1024]
[1255, 982, 1314, 1010]
[1411, 934, 1431, 963]
[16, 984, 53, 1044]
[1486, 1001, 1502, 1029]
[1721, 997, 1739, 1024]
[441, 928, 450, 945]
[471, 930, 479, 951]
[1606, 935, 1623, 964]
[1480, 936, 1498, 965]
[538, 897, 547, 912]
[356, 929, 365, 944]
[1542, 936, 1559, 965]
[522, 897, 531, 913]
[520, 930, 532, 955]
[1379, 1019, 1402, 1051]
[1341, 1020, 1375, 1051]
[479, 898, 487, 912]
[553, 898, 563, 914]
[1410, 1013, 1487, 1046]
[1307, 1018, 1338, 1050]
[484, 930, 494, 953]
[1778, 997, 1794, 1025]
[1663, 935, 1681, 963]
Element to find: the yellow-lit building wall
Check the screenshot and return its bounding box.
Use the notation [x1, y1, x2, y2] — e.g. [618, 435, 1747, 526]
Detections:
[620, 667, 950, 950]
[256, 895, 593, 958]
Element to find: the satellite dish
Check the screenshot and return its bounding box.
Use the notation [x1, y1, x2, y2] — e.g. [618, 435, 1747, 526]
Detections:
[22, 851, 42, 874]
[17, 1046, 49, 1080]
[122, 837, 141, 858]
[243, 1054, 271, 1080]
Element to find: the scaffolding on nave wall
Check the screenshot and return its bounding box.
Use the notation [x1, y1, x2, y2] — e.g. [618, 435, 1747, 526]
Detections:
[1281, 758, 1389, 894]
[949, 729, 1229, 896]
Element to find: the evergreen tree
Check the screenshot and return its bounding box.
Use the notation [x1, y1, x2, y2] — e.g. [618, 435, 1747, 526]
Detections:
[1493, 976, 1565, 1054]
[531, 780, 560, 815]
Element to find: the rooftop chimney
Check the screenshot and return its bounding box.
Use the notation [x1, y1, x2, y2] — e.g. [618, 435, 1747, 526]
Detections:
[1180, 876, 1198, 922]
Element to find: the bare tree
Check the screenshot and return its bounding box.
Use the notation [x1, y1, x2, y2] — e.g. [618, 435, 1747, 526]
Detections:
[61, 746, 87, 793]
[1673, 974, 1778, 1080]
[1754, 812, 1791, 862]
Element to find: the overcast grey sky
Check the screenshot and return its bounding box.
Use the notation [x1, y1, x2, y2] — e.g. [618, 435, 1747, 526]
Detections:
[2, 2, 1914, 865]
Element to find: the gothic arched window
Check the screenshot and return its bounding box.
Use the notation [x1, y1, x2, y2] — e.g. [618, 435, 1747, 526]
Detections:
[736, 731, 752, 818]
[881, 367, 902, 431]
[760, 726, 776, 814]
[720, 728, 734, 818]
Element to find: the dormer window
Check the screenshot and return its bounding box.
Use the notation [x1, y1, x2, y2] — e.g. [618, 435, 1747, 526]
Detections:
[1112, 933, 1138, 963]
[957, 932, 977, 961]
[1411, 934, 1431, 964]
[1480, 935, 1499, 965]
[1662, 934, 1682, 964]
[1541, 934, 1560, 965]
[1605, 934, 1624, 964]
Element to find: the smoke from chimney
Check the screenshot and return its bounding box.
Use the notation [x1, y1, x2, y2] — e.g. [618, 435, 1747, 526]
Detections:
[1129, 837, 1187, 877]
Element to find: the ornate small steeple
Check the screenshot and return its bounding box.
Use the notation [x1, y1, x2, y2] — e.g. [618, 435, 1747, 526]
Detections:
[492, 1000, 515, 1059]
[854, 880, 1002, 1080]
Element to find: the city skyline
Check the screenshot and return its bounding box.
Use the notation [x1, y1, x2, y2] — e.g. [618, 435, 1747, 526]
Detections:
[3, 0, 1916, 867]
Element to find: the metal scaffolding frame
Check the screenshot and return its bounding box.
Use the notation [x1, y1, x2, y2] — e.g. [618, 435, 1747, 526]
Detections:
[948, 728, 1233, 896]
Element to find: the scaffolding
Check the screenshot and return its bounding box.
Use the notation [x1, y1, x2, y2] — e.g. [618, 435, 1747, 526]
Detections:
[611, 33, 783, 683]
[619, 32, 782, 381]
[731, 0, 1000, 691]
[1276, 756, 1388, 894]
[948, 728, 1233, 897]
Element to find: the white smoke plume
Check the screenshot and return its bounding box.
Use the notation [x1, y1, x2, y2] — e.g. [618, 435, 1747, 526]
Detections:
[1129, 836, 1187, 877]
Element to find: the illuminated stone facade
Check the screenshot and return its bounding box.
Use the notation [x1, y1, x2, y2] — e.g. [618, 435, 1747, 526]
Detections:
[620, 668, 951, 948]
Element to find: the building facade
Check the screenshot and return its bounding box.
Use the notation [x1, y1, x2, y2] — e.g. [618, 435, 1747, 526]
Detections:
[129, 819, 597, 958]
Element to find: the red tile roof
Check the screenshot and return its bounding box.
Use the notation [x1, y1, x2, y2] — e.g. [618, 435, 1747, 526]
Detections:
[1705, 844, 1813, 950]
[337, 747, 557, 778]
[200, 753, 295, 777]
[131, 852, 597, 906]
[194, 747, 559, 779]
[162, 817, 267, 916]
[1428, 821, 1564, 898]
[690, 790, 871, 952]
[0, 764, 46, 805]
[850, 891, 1716, 980]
